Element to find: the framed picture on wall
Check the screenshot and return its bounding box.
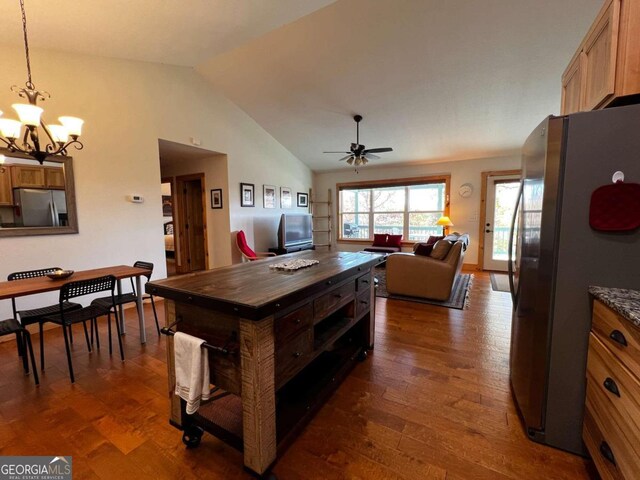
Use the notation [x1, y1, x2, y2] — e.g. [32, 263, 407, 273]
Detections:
[263, 185, 277, 208]
[280, 187, 292, 208]
[162, 195, 173, 216]
[210, 189, 223, 209]
[297, 192, 309, 208]
[240, 183, 255, 207]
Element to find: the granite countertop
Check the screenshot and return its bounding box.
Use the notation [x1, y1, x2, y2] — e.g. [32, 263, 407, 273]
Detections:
[589, 286, 640, 327]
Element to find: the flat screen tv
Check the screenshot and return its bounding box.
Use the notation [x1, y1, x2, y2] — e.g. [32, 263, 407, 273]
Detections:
[278, 213, 313, 248]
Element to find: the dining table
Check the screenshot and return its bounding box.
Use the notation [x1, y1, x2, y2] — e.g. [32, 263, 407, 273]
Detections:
[0, 265, 152, 344]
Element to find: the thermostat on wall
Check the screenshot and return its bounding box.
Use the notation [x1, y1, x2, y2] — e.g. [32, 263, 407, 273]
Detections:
[128, 194, 144, 203]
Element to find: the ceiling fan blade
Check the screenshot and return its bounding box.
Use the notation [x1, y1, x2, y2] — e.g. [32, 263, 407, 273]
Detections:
[364, 153, 380, 160]
[324, 151, 351, 154]
[338, 155, 352, 162]
[362, 147, 393, 154]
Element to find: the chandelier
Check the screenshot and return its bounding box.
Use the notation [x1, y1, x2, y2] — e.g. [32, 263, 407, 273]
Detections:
[0, 0, 84, 164]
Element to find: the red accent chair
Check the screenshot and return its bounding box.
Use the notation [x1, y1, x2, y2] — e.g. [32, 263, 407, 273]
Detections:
[236, 230, 277, 262]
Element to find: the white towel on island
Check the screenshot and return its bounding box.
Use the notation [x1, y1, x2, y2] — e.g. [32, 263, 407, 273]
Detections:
[174, 332, 211, 414]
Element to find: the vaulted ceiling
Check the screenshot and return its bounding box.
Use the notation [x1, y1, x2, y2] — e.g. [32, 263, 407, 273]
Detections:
[197, 0, 603, 170]
[1, 0, 603, 171]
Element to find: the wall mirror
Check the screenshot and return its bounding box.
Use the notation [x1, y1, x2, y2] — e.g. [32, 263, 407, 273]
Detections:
[0, 148, 78, 237]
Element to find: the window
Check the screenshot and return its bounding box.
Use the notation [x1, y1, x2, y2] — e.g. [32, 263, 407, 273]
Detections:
[338, 176, 450, 242]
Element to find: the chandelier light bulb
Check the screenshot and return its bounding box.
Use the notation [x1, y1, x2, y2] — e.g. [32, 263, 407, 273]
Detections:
[0, 118, 22, 139]
[58, 116, 83, 137]
[0, 154, 5, 164]
[48, 124, 69, 144]
[12, 103, 43, 127]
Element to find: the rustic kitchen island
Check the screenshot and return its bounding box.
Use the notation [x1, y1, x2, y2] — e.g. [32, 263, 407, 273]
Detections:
[146, 250, 384, 477]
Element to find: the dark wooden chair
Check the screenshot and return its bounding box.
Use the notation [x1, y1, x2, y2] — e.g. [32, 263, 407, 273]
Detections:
[0, 317, 38, 385]
[90, 261, 160, 335]
[8, 267, 82, 368]
[42, 275, 122, 383]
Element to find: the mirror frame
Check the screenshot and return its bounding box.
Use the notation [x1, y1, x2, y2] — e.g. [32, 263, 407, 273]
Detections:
[0, 148, 79, 237]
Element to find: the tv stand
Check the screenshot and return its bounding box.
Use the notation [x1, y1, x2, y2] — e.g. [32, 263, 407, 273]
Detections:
[269, 243, 315, 255]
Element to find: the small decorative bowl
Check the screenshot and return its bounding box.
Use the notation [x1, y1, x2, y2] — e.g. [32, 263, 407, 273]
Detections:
[46, 269, 74, 280]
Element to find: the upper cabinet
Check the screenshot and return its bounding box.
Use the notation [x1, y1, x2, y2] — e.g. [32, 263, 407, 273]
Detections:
[45, 167, 66, 189]
[560, 0, 640, 114]
[0, 167, 12, 206]
[10, 165, 65, 189]
[11, 165, 45, 188]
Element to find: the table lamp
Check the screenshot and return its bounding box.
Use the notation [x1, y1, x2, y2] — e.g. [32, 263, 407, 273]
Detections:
[437, 215, 454, 235]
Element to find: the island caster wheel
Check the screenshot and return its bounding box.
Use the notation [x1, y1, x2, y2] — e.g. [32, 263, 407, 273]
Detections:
[182, 425, 204, 448]
[357, 349, 368, 362]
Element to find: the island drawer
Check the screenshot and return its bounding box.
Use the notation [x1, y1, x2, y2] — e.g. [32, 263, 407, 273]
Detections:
[314, 282, 355, 322]
[355, 289, 371, 318]
[587, 334, 640, 447]
[356, 273, 372, 292]
[275, 328, 313, 389]
[275, 303, 313, 346]
[592, 301, 640, 380]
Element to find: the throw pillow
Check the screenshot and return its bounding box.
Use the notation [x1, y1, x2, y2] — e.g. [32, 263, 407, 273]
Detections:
[426, 235, 444, 245]
[387, 234, 403, 247]
[372, 234, 388, 247]
[430, 240, 453, 260]
[414, 243, 434, 256]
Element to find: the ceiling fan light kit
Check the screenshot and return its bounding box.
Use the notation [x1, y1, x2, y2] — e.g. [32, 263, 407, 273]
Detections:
[323, 114, 392, 172]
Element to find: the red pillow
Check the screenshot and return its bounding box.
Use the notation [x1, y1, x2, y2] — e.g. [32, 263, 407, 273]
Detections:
[414, 243, 434, 256]
[387, 234, 402, 247]
[372, 233, 388, 247]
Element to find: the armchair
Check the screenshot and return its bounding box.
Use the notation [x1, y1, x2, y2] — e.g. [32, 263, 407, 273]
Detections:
[236, 230, 277, 262]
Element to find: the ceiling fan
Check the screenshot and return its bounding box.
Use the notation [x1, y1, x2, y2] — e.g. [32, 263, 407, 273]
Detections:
[323, 115, 393, 168]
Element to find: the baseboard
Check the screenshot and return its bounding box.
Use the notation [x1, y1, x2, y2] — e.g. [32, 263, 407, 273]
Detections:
[462, 263, 478, 272]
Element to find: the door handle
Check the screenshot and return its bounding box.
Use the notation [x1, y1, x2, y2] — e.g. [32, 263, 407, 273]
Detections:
[485, 229, 492, 233]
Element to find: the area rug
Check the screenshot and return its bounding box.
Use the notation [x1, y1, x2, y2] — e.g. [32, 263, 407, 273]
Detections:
[490, 273, 510, 293]
[374, 267, 472, 310]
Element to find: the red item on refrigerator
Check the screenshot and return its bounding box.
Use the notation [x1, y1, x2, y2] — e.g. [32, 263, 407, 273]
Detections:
[589, 181, 640, 231]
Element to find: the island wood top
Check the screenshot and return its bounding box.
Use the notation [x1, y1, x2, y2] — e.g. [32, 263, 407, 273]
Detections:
[146, 250, 384, 319]
[0, 265, 151, 300]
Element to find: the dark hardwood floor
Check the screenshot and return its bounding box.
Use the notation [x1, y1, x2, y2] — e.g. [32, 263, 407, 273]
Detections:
[0, 272, 596, 479]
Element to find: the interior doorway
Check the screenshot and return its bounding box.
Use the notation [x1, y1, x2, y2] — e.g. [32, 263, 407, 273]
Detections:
[479, 170, 521, 271]
[161, 177, 177, 276]
[175, 173, 208, 274]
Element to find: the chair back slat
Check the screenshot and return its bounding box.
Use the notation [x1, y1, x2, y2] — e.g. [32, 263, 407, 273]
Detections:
[130, 261, 154, 293]
[8, 267, 63, 281]
[8, 267, 64, 318]
[60, 275, 116, 302]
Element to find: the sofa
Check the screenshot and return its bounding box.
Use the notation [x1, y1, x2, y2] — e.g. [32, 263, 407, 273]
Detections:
[386, 233, 469, 301]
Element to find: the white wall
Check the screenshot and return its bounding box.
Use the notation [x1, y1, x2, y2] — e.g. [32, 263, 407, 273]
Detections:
[313, 155, 520, 265]
[0, 45, 311, 319]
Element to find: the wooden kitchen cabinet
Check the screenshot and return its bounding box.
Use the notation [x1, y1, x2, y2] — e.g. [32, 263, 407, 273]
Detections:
[583, 299, 640, 479]
[11, 165, 45, 188]
[561, 0, 640, 114]
[45, 167, 65, 189]
[561, 53, 586, 115]
[0, 167, 13, 205]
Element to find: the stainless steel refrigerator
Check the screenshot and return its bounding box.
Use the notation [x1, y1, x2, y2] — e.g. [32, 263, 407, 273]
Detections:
[508, 104, 640, 455]
[13, 188, 67, 227]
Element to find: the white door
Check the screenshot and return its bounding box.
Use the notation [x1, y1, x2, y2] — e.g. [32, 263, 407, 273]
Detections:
[483, 175, 520, 271]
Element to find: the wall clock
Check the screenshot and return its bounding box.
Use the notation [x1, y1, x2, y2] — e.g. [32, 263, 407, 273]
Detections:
[458, 183, 473, 198]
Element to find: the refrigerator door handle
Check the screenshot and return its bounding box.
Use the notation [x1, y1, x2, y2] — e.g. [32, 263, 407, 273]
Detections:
[508, 180, 524, 305]
[50, 201, 59, 227]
